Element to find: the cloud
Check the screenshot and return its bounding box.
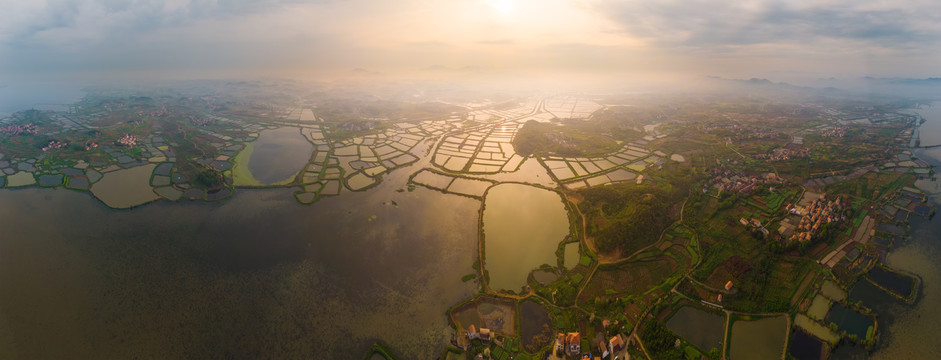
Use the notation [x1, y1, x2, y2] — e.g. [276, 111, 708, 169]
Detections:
[0, 0, 352, 78]
[1, 0, 939, 81]
[595, 0, 941, 49]
[0, 0, 321, 46]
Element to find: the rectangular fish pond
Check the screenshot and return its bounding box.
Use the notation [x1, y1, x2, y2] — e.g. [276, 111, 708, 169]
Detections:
[729, 315, 788, 360]
[788, 328, 829, 360]
[665, 305, 725, 353]
[825, 303, 875, 341]
[867, 265, 917, 301]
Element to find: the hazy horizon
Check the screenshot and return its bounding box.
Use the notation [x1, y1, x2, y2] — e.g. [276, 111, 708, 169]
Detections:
[1, 0, 939, 86]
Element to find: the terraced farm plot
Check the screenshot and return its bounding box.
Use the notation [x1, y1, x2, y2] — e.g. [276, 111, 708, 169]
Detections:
[432, 121, 522, 173]
[447, 177, 493, 197]
[540, 143, 651, 186]
[542, 96, 602, 119]
[411, 169, 455, 190]
[346, 172, 376, 190]
[294, 125, 428, 199]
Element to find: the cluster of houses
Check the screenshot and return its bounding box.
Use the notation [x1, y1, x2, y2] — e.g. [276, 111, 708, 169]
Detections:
[553, 332, 626, 359]
[100, 103, 121, 111]
[467, 325, 492, 343]
[116, 133, 140, 147]
[191, 116, 214, 126]
[753, 147, 810, 161]
[739, 217, 770, 238]
[142, 105, 168, 117]
[0, 123, 38, 136]
[462, 324, 628, 359]
[785, 194, 847, 243]
[730, 126, 783, 140]
[706, 168, 782, 194]
[84, 141, 99, 151]
[821, 126, 848, 138]
[42, 140, 67, 152]
[339, 120, 379, 132]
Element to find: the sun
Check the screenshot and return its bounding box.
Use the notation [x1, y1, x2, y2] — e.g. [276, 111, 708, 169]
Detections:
[485, 0, 514, 15]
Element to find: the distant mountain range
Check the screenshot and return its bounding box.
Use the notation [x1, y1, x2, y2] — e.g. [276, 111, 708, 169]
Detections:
[704, 75, 941, 101]
[863, 77, 941, 86]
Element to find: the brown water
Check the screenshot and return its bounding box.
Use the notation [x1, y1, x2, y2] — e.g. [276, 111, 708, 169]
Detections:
[89, 164, 158, 208]
[482, 183, 570, 292]
[729, 316, 788, 360]
[866, 104, 941, 358]
[831, 102, 941, 358]
[246, 127, 313, 184]
[0, 155, 479, 358]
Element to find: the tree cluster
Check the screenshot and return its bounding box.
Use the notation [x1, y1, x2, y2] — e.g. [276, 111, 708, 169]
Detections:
[580, 185, 678, 255]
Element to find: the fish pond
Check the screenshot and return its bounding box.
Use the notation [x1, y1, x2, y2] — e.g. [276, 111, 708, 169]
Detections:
[519, 301, 552, 352]
[530, 270, 558, 284]
[807, 294, 831, 320]
[826, 303, 874, 340]
[665, 306, 725, 352]
[820, 280, 846, 301]
[482, 183, 570, 292]
[729, 316, 788, 360]
[794, 314, 840, 345]
[563, 242, 579, 269]
[90, 164, 158, 208]
[788, 328, 828, 360]
[867, 266, 916, 300]
[233, 127, 313, 185]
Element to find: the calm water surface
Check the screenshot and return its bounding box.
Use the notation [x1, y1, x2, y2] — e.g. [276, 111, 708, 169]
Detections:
[247, 127, 314, 184]
[832, 102, 941, 358]
[482, 183, 569, 292]
[0, 154, 478, 358]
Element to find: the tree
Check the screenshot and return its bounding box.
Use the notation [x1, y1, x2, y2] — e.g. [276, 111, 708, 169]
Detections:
[196, 168, 223, 188]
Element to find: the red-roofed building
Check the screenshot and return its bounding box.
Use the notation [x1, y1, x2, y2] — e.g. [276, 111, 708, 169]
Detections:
[609, 334, 625, 353]
[479, 328, 491, 342]
[567, 332, 581, 355]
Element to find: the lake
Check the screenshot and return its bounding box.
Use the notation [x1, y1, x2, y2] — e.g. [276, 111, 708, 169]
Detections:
[0, 153, 480, 359]
[482, 183, 570, 292]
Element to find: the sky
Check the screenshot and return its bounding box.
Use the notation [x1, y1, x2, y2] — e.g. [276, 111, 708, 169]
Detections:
[0, 0, 939, 84]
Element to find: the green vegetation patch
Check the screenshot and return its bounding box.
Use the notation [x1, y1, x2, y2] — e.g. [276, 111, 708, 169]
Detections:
[579, 181, 686, 256]
[513, 120, 625, 157]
